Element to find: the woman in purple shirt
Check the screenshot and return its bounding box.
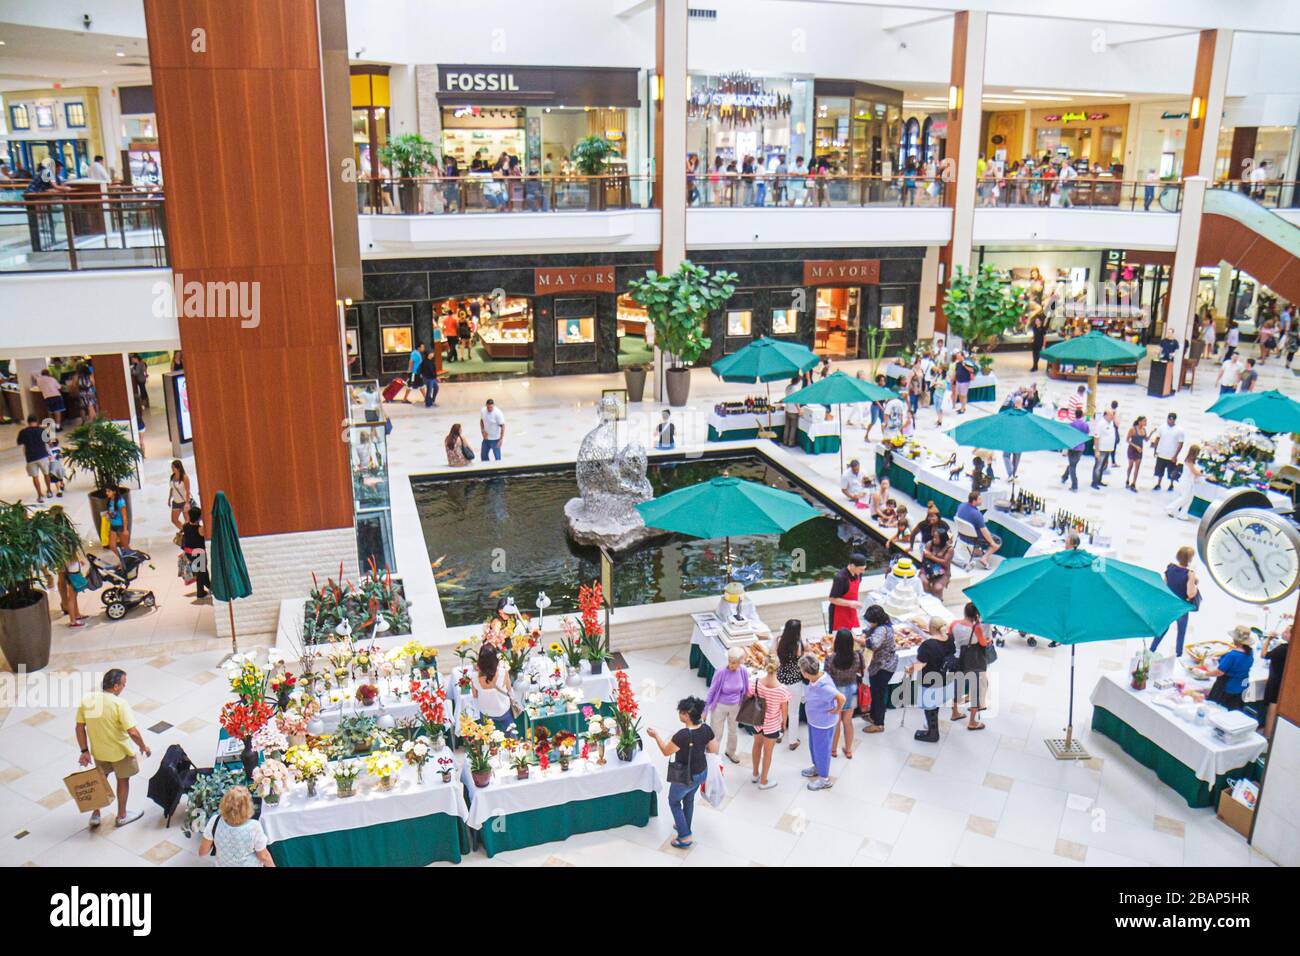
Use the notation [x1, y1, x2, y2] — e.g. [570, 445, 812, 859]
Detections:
[799, 654, 845, 791]
[704, 647, 750, 764]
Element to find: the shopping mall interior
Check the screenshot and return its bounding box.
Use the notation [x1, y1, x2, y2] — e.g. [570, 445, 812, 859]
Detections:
[1, 0, 1299, 891]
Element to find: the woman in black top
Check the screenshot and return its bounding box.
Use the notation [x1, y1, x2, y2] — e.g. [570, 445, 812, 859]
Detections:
[181, 505, 210, 600]
[647, 696, 718, 849]
[910, 618, 954, 743]
[772, 620, 804, 750]
[1263, 640, 1288, 738]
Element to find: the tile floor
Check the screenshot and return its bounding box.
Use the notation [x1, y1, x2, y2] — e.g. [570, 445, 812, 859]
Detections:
[0, 346, 1292, 866]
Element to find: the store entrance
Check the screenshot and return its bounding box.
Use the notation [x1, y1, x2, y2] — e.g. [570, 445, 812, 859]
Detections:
[435, 294, 534, 378]
[616, 294, 652, 368]
[814, 287, 861, 357]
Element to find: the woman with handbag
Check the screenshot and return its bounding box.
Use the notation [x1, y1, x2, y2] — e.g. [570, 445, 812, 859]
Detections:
[704, 648, 750, 764]
[1205, 627, 1255, 712]
[57, 552, 90, 627]
[647, 696, 717, 849]
[167, 460, 193, 531]
[747, 660, 790, 790]
[949, 603, 990, 730]
[824, 628, 865, 758]
[799, 655, 844, 791]
[1150, 546, 1199, 657]
[771, 619, 805, 750]
[444, 423, 475, 467]
[863, 604, 897, 734]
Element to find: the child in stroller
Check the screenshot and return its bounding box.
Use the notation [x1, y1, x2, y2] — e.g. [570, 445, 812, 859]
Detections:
[85, 546, 157, 620]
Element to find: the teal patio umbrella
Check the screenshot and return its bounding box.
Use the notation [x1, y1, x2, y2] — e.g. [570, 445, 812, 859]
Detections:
[711, 337, 819, 439]
[948, 407, 1087, 494]
[209, 491, 253, 659]
[1207, 389, 1300, 435]
[635, 475, 819, 576]
[784, 370, 899, 472]
[964, 548, 1194, 759]
[1040, 332, 1146, 417]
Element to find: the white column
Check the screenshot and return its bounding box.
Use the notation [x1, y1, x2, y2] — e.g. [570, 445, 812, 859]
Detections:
[1214, 261, 1234, 319]
[917, 245, 941, 341]
[654, 0, 688, 402]
[1164, 177, 1209, 386]
[948, 11, 987, 276]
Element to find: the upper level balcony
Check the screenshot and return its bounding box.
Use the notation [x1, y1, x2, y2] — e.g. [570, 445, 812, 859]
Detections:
[0, 184, 168, 272]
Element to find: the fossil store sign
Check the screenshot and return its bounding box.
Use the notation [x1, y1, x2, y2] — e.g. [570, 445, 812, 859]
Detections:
[803, 259, 880, 286]
[534, 267, 616, 295]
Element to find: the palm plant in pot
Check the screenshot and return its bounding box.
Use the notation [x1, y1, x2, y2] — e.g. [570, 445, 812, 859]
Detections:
[61, 418, 142, 538]
[0, 502, 82, 671]
[378, 133, 439, 213]
[570, 135, 614, 210]
[626, 261, 737, 406]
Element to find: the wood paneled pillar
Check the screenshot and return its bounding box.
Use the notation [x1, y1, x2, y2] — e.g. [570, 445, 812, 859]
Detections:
[89, 353, 133, 423]
[142, 0, 352, 536]
[1182, 29, 1233, 179]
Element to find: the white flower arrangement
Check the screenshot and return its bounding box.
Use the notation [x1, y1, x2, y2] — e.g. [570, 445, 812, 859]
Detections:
[251, 759, 296, 798]
[284, 746, 329, 781]
[401, 737, 432, 766]
[364, 750, 404, 780]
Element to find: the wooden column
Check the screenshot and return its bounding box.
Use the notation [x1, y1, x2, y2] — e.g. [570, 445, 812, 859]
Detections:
[142, 0, 352, 536]
[1182, 29, 1233, 179]
[89, 353, 133, 423]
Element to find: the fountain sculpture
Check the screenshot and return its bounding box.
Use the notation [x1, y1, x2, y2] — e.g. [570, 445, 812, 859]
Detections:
[563, 396, 659, 551]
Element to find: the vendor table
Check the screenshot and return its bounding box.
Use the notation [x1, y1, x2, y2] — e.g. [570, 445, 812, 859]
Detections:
[260, 761, 472, 866]
[1088, 673, 1267, 807]
[885, 363, 996, 403]
[707, 408, 784, 441]
[873, 447, 969, 519]
[450, 662, 614, 729]
[460, 750, 661, 857]
[1187, 478, 1291, 520]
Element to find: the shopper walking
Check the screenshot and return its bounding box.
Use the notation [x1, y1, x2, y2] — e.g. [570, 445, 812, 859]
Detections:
[57, 548, 89, 627]
[479, 397, 506, 461]
[1150, 546, 1199, 658]
[420, 345, 440, 407]
[704, 647, 750, 764]
[824, 629, 864, 758]
[1124, 416, 1148, 492]
[799, 655, 844, 791]
[1216, 353, 1244, 394]
[1150, 412, 1185, 491]
[772, 619, 805, 750]
[647, 696, 716, 849]
[167, 459, 193, 530]
[75, 668, 152, 829]
[949, 603, 991, 730]
[1060, 408, 1089, 491]
[400, 346, 421, 403]
[911, 617, 954, 743]
[129, 353, 150, 409]
[198, 785, 275, 867]
[748, 661, 789, 789]
[16, 414, 54, 502]
[862, 604, 897, 733]
[1090, 408, 1118, 489]
[1166, 444, 1202, 520]
[181, 506, 210, 601]
[33, 368, 65, 429]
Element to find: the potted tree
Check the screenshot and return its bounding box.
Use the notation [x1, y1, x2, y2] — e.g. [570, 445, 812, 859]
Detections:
[378, 133, 439, 213]
[570, 135, 614, 210]
[0, 502, 82, 671]
[627, 260, 737, 407]
[943, 263, 1027, 360]
[62, 419, 142, 539]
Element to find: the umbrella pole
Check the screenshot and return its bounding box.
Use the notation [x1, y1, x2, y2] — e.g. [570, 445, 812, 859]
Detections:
[838, 404, 844, 474]
[758, 382, 777, 440]
[1087, 365, 1098, 419]
[1045, 643, 1091, 760]
[217, 601, 240, 667]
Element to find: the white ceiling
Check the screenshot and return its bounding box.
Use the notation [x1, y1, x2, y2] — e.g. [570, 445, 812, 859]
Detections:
[0, 22, 151, 87]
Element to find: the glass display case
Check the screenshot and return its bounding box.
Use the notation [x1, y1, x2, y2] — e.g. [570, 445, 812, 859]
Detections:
[771, 307, 798, 335]
[345, 379, 383, 425]
[348, 419, 390, 511]
[726, 309, 753, 337]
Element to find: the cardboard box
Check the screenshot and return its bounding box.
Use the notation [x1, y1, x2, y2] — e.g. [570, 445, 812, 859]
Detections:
[1216, 788, 1254, 838]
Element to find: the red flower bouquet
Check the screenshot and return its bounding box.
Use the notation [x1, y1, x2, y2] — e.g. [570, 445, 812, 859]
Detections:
[355, 683, 379, 707]
[611, 670, 641, 758]
[219, 699, 275, 741]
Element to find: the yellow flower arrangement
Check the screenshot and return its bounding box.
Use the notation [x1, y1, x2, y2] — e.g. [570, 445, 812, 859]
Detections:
[284, 745, 329, 781]
[364, 750, 404, 780]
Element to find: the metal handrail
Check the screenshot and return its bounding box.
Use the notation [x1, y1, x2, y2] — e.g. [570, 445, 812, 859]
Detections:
[0, 195, 168, 272]
[1210, 179, 1300, 210]
[356, 172, 653, 214]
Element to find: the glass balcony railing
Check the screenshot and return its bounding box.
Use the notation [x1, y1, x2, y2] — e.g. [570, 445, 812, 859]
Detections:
[978, 177, 1182, 212]
[688, 173, 949, 208]
[356, 173, 654, 214]
[1209, 179, 1300, 211]
[0, 189, 168, 272]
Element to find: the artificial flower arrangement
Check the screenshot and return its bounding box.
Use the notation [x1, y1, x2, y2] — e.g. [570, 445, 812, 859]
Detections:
[570, 582, 610, 672]
[560, 687, 582, 711]
[1198, 425, 1277, 489]
[219, 698, 276, 742]
[400, 736, 435, 783]
[459, 712, 497, 785]
[553, 731, 578, 770]
[532, 725, 552, 771]
[546, 641, 565, 665]
[557, 618, 585, 671]
[251, 759, 296, 805]
[504, 737, 534, 779]
[365, 750, 404, 790]
[410, 682, 449, 744]
[225, 656, 268, 704]
[333, 759, 362, 797]
[276, 703, 312, 742]
[269, 672, 297, 711]
[284, 745, 329, 796]
[499, 628, 538, 680]
[611, 670, 642, 761]
[453, 638, 475, 666]
[353, 648, 374, 675]
[303, 559, 412, 645]
[252, 724, 289, 760]
[332, 714, 378, 755]
[355, 683, 380, 707]
[436, 754, 456, 783]
[584, 707, 615, 764]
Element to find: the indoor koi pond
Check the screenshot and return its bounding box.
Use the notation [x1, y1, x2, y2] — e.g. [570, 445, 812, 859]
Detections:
[412, 451, 888, 627]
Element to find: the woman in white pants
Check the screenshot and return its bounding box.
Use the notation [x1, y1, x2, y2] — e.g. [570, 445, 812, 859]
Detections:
[771, 620, 806, 750]
[1166, 444, 1202, 520]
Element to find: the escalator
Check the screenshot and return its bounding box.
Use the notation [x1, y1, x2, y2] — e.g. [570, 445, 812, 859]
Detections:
[1197, 187, 1300, 304]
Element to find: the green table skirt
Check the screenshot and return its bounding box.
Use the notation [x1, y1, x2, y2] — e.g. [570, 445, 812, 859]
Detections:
[268, 811, 471, 866]
[708, 425, 761, 442]
[474, 788, 658, 857]
[986, 518, 1033, 558]
[915, 480, 961, 519]
[875, 452, 916, 498]
[797, 430, 841, 455]
[689, 643, 716, 683]
[518, 701, 615, 738]
[968, 384, 996, 403]
[1090, 706, 1238, 808]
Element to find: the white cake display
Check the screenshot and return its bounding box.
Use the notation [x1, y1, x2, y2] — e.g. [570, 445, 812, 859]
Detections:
[872, 558, 927, 621]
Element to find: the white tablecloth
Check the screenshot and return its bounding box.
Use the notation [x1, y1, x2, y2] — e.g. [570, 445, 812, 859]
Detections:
[707, 409, 785, 434]
[459, 748, 661, 830]
[450, 662, 614, 722]
[1192, 478, 1290, 510]
[259, 759, 469, 844]
[1089, 674, 1267, 785]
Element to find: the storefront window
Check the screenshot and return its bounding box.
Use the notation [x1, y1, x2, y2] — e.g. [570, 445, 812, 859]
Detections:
[771, 308, 798, 335]
[557, 315, 595, 344]
[814, 288, 860, 357]
[726, 309, 753, 337]
[687, 73, 797, 173]
[879, 304, 904, 331]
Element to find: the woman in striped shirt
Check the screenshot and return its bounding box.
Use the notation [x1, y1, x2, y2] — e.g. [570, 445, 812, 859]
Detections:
[749, 661, 790, 790]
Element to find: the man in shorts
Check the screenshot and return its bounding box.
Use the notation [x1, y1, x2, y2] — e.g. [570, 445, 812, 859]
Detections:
[75, 668, 152, 829]
[951, 351, 975, 414]
[16, 414, 53, 502]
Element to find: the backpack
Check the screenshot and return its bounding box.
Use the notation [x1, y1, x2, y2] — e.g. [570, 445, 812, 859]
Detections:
[146, 744, 198, 826]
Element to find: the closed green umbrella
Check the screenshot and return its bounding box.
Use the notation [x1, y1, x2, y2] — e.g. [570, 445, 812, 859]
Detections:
[635, 475, 819, 576]
[1207, 388, 1300, 435]
[784, 371, 899, 472]
[1041, 332, 1146, 417]
[711, 337, 820, 439]
[964, 548, 1193, 759]
[208, 491, 253, 659]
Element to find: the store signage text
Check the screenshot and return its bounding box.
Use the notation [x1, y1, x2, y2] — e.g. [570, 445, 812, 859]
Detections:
[535, 267, 615, 295]
[1161, 111, 1190, 120]
[803, 259, 880, 286]
[1042, 112, 1109, 123]
[443, 71, 521, 93]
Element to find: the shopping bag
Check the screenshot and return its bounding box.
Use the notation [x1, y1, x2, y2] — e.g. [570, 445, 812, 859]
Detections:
[98, 512, 111, 547]
[64, 767, 115, 813]
[702, 753, 726, 809]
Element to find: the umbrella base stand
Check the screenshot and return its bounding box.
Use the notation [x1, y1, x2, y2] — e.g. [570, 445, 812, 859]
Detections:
[1044, 729, 1091, 761]
[756, 427, 778, 440]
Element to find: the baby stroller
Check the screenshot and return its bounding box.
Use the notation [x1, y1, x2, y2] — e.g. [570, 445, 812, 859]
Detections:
[86, 546, 157, 620]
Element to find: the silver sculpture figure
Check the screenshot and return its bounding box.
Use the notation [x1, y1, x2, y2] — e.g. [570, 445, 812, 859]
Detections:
[564, 396, 658, 551]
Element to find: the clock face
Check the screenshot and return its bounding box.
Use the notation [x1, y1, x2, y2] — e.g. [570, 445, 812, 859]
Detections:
[1205, 509, 1300, 604]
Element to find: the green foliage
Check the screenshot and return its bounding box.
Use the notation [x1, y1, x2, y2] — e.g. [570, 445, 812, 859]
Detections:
[62, 419, 142, 493]
[378, 133, 439, 179]
[626, 260, 737, 368]
[944, 264, 1027, 355]
[181, 764, 246, 838]
[862, 326, 892, 379]
[331, 715, 378, 755]
[0, 502, 82, 606]
[570, 135, 614, 175]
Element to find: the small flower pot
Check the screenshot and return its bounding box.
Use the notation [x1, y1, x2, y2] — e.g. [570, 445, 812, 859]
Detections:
[590, 660, 604, 675]
[439, 770, 453, 784]
[377, 775, 396, 791]
[516, 767, 530, 780]
[264, 792, 281, 806]
[471, 769, 493, 788]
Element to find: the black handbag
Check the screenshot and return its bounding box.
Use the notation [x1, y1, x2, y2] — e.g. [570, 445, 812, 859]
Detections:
[666, 728, 694, 784]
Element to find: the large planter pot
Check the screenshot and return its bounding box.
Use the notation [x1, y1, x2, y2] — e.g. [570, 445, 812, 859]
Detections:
[87, 488, 133, 540]
[623, 367, 647, 403]
[665, 367, 692, 407]
[398, 180, 421, 213]
[586, 180, 607, 211]
[0, 590, 52, 672]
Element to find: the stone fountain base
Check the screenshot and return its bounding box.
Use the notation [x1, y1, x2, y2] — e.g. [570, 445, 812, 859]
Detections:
[563, 497, 664, 552]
